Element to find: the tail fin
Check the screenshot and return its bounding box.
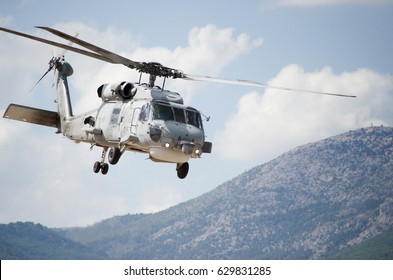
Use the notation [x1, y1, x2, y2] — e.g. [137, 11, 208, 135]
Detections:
[56, 60, 74, 132]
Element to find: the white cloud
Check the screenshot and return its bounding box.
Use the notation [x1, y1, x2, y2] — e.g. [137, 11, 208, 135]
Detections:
[215, 64, 393, 162]
[180, 25, 263, 74]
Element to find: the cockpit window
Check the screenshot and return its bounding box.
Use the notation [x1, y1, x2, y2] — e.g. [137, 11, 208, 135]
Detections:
[153, 103, 174, 121]
[186, 109, 203, 129]
[173, 107, 186, 123]
[153, 103, 203, 129]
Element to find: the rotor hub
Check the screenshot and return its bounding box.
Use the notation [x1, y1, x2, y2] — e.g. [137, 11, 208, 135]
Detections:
[138, 62, 183, 79]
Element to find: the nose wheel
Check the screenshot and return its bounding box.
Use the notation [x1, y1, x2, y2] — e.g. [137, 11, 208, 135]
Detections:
[176, 162, 189, 179]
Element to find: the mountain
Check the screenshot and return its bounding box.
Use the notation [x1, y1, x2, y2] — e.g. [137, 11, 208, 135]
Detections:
[0, 222, 107, 259]
[59, 126, 393, 259]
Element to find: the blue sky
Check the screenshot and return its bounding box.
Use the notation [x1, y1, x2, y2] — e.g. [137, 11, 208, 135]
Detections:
[1, 0, 393, 227]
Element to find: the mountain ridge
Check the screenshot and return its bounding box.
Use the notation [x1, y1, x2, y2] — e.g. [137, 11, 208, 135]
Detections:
[60, 126, 393, 259]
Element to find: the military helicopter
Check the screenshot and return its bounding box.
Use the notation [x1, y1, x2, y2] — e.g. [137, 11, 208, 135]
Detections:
[0, 26, 356, 179]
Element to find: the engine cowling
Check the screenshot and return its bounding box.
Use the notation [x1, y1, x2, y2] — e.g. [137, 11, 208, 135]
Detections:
[97, 82, 136, 101]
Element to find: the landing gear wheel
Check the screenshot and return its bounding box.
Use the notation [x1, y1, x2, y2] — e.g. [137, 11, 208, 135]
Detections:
[101, 163, 109, 175]
[93, 161, 101, 173]
[93, 148, 110, 175]
[177, 162, 189, 179]
[93, 161, 109, 175]
[108, 147, 121, 165]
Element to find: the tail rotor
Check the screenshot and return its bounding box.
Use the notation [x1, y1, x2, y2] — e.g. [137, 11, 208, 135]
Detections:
[28, 32, 79, 93]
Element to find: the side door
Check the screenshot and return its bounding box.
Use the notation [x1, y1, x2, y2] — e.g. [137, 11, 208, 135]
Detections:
[130, 106, 141, 135]
[119, 102, 133, 140]
[119, 102, 142, 141]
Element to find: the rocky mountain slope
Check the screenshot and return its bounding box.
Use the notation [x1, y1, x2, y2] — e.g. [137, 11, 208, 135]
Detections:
[60, 126, 393, 259]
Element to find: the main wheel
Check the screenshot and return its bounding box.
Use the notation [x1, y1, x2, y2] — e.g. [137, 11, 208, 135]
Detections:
[177, 162, 189, 179]
[93, 161, 101, 173]
[101, 163, 109, 175]
[108, 147, 121, 165]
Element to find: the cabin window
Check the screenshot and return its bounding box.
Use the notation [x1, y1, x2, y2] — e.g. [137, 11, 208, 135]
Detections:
[139, 103, 151, 122]
[110, 108, 121, 124]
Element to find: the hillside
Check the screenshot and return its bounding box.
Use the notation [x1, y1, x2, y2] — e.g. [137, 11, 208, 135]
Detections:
[60, 126, 393, 259]
[0, 222, 107, 259]
[327, 226, 393, 259]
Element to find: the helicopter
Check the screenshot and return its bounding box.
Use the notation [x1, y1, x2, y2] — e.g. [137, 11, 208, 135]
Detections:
[0, 26, 356, 179]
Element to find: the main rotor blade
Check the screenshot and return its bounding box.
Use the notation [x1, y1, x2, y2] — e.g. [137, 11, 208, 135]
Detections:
[182, 74, 356, 98]
[0, 27, 115, 64]
[59, 31, 80, 57]
[36, 26, 142, 69]
[0, 26, 357, 98]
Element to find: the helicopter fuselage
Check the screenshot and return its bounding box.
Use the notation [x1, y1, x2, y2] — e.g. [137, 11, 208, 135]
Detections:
[64, 87, 208, 164]
[3, 60, 212, 178]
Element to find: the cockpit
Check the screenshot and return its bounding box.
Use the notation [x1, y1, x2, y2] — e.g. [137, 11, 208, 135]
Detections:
[146, 101, 203, 129]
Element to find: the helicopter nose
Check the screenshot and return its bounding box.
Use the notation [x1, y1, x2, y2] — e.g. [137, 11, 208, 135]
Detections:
[158, 123, 204, 154]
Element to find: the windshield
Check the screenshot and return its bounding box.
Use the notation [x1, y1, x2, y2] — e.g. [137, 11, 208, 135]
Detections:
[153, 103, 203, 129]
[153, 103, 174, 121]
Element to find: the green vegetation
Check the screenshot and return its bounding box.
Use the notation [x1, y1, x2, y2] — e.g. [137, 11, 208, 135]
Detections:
[0, 222, 106, 259]
[327, 226, 393, 260]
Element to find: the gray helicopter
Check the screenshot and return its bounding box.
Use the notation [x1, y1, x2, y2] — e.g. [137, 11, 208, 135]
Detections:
[0, 26, 355, 178]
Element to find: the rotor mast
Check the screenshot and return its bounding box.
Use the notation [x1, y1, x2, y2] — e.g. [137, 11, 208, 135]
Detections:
[149, 74, 157, 87]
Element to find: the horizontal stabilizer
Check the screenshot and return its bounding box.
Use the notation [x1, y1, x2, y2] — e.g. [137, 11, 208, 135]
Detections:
[3, 103, 59, 128]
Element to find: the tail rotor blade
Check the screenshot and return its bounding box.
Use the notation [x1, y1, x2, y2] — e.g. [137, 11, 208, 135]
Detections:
[28, 63, 55, 93]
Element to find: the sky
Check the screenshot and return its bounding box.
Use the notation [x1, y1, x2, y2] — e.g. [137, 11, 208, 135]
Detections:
[1, 0, 393, 228]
